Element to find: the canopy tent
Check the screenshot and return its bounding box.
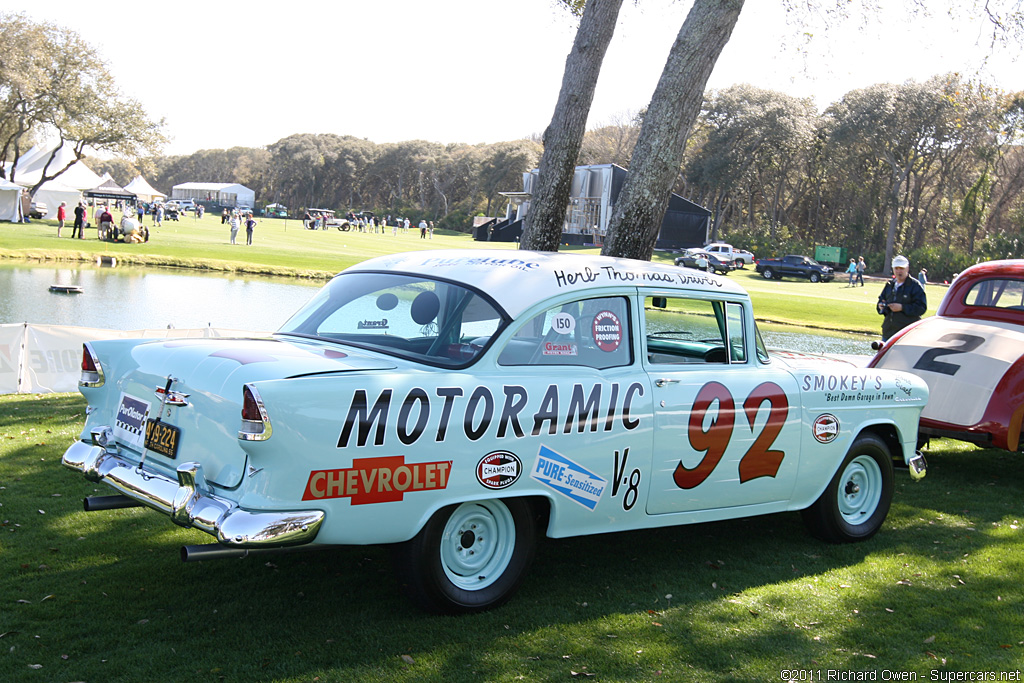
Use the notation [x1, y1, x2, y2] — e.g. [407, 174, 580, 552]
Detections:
[32, 180, 83, 219]
[84, 178, 137, 203]
[124, 175, 165, 203]
[8, 142, 104, 191]
[0, 179, 24, 222]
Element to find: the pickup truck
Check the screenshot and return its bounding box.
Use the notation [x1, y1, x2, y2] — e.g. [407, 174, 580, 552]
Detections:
[704, 243, 755, 267]
[755, 254, 835, 282]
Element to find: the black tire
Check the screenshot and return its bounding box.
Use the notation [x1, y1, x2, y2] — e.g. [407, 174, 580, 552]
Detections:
[810, 272, 821, 283]
[762, 268, 774, 280]
[801, 433, 894, 543]
[393, 498, 536, 614]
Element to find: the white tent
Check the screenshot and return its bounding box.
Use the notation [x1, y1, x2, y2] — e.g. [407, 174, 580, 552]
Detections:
[124, 175, 166, 203]
[33, 180, 83, 219]
[10, 143, 103, 191]
[0, 179, 24, 222]
[172, 182, 255, 209]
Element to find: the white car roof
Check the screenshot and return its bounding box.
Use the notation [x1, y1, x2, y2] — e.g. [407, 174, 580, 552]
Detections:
[346, 249, 748, 318]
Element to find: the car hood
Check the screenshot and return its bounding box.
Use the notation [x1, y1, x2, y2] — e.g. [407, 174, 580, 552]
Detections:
[768, 349, 864, 369]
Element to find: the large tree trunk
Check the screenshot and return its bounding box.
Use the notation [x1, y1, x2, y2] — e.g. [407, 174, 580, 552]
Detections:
[520, 0, 624, 252]
[602, 0, 744, 261]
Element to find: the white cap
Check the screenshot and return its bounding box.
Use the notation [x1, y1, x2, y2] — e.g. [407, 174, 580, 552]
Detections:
[892, 255, 909, 268]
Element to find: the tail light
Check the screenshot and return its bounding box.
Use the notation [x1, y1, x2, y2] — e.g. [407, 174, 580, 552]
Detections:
[238, 383, 272, 441]
[79, 344, 104, 388]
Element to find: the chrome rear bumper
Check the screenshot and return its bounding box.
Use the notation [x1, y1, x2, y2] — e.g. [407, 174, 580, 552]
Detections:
[62, 427, 324, 549]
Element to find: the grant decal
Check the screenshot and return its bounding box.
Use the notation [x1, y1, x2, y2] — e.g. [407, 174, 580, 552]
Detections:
[302, 456, 452, 504]
[531, 445, 607, 510]
[476, 451, 522, 490]
[542, 341, 577, 356]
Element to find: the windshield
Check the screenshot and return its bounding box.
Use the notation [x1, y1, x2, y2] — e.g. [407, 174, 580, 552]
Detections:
[277, 272, 508, 367]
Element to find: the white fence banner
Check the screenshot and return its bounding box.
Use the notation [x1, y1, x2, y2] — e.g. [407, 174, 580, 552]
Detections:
[0, 324, 264, 395]
[0, 324, 25, 395]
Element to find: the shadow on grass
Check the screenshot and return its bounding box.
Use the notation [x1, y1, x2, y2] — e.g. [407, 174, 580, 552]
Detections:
[3, 394, 1023, 682]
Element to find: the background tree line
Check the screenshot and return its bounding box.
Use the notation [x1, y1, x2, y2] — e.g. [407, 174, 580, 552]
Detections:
[91, 72, 1023, 278]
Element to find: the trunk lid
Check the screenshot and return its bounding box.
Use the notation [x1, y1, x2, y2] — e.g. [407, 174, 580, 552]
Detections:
[97, 337, 395, 488]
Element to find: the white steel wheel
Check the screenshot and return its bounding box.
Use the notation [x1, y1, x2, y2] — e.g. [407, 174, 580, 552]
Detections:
[393, 498, 536, 614]
[801, 433, 894, 543]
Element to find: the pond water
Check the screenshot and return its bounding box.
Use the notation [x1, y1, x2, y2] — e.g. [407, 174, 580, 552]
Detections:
[0, 261, 321, 332]
[0, 261, 874, 357]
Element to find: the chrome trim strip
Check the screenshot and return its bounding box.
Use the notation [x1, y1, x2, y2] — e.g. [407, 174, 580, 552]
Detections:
[62, 437, 323, 548]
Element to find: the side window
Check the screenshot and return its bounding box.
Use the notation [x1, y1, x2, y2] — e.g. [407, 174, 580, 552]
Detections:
[726, 302, 747, 363]
[498, 296, 631, 369]
[644, 296, 736, 365]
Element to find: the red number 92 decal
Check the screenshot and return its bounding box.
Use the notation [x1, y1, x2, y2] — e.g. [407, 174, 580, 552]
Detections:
[673, 381, 789, 490]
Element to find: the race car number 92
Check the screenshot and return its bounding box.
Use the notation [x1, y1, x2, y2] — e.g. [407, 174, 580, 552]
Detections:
[674, 381, 789, 489]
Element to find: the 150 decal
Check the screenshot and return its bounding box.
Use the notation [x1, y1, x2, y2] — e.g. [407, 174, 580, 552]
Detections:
[673, 381, 789, 490]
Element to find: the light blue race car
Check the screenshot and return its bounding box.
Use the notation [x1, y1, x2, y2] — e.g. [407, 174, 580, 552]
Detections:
[62, 249, 928, 613]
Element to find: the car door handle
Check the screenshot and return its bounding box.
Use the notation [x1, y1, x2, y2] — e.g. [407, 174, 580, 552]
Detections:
[655, 378, 680, 387]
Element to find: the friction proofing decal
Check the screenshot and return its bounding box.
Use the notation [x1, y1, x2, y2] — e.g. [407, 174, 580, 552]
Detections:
[812, 414, 840, 444]
[476, 451, 522, 490]
[531, 445, 607, 510]
[302, 456, 452, 504]
[592, 310, 622, 352]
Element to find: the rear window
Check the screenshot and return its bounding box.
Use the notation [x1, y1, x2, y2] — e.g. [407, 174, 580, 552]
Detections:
[963, 278, 1024, 310]
[277, 272, 508, 367]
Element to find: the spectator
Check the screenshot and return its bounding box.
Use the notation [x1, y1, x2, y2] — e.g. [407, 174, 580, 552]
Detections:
[245, 213, 257, 245]
[877, 255, 927, 341]
[72, 202, 86, 239]
[56, 201, 66, 237]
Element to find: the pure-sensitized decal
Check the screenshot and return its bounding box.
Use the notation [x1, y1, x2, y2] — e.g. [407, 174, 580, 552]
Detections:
[476, 451, 522, 490]
[302, 456, 452, 504]
[531, 445, 607, 510]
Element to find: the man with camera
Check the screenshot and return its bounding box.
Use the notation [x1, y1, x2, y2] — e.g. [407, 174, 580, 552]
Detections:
[876, 254, 928, 341]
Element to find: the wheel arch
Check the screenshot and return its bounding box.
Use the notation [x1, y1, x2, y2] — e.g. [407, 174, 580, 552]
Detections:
[400, 493, 554, 545]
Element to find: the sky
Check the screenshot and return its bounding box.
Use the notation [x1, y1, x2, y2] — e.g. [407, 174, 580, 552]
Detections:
[10, 0, 1024, 157]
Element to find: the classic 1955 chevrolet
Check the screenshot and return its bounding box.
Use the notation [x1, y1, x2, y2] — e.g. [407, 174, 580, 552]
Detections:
[63, 250, 927, 613]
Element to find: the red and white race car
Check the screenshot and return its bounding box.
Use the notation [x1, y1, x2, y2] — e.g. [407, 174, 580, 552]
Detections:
[869, 259, 1024, 452]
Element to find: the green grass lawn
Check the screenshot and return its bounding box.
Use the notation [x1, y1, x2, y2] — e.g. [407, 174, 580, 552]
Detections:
[2, 393, 1022, 682]
[2, 214, 942, 336]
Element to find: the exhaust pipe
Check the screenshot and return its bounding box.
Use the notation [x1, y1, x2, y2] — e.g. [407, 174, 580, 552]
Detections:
[84, 495, 145, 511]
[181, 543, 323, 563]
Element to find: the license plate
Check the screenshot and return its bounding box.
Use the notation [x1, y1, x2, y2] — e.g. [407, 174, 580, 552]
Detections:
[145, 419, 180, 459]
